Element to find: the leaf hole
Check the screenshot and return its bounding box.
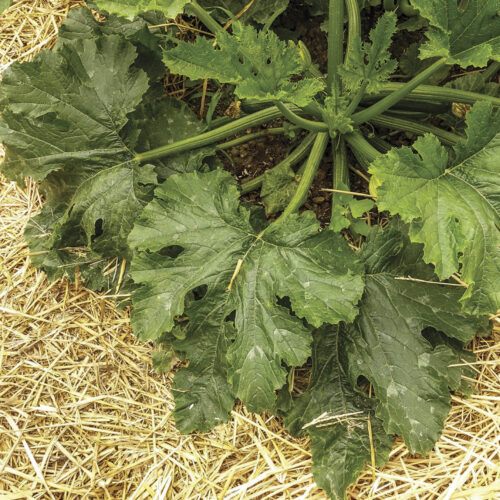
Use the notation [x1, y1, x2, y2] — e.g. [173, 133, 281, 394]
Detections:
[91, 218, 103, 242]
[158, 245, 184, 258]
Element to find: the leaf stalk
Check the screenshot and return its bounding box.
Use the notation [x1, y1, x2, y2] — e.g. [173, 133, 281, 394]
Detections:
[277, 132, 329, 220]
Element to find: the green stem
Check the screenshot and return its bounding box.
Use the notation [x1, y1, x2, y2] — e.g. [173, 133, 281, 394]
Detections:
[345, 0, 361, 63]
[346, 81, 368, 116]
[332, 138, 349, 215]
[240, 132, 317, 194]
[217, 126, 300, 151]
[275, 101, 329, 132]
[187, 1, 223, 34]
[370, 114, 461, 146]
[345, 131, 381, 163]
[353, 58, 448, 123]
[278, 132, 329, 219]
[480, 61, 500, 83]
[364, 82, 500, 107]
[135, 106, 283, 162]
[328, 0, 344, 93]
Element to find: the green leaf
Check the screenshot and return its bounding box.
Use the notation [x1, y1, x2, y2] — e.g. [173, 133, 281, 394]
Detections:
[172, 289, 236, 433]
[260, 162, 299, 215]
[162, 21, 324, 106]
[152, 348, 177, 374]
[129, 169, 364, 412]
[124, 89, 217, 181]
[0, 0, 12, 14]
[0, 35, 150, 259]
[0, 31, 213, 285]
[284, 326, 393, 500]
[349, 198, 375, 218]
[410, 0, 500, 67]
[339, 11, 397, 94]
[399, 43, 450, 85]
[198, 0, 290, 25]
[89, 0, 189, 20]
[369, 102, 500, 315]
[24, 204, 124, 289]
[345, 221, 485, 454]
[57, 6, 167, 80]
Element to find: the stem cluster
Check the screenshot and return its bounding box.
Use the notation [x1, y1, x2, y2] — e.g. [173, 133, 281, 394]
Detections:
[135, 1, 499, 222]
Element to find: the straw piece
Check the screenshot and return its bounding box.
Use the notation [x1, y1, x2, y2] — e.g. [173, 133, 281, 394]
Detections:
[1, 2, 499, 499]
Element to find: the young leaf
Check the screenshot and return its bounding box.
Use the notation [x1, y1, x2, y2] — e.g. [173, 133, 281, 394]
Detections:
[345, 221, 485, 454]
[284, 326, 393, 500]
[162, 21, 324, 106]
[369, 102, 500, 315]
[410, 0, 500, 67]
[89, 0, 189, 20]
[128, 169, 364, 411]
[338, 11, 397, 94]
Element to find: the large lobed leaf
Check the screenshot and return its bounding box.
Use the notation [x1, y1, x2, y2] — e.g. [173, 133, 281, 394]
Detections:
[345, 221, 486, 454]
[128, 169, 365, 414]
[410, 0, 500, 67]
[162, 21, 324, 106]
[370, 102, 500, 315]
[0, 10, 214, 286]
[284, 326, 393, 500]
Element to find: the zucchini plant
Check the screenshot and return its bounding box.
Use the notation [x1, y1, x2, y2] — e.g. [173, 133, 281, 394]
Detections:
[0, 0, 498, 497]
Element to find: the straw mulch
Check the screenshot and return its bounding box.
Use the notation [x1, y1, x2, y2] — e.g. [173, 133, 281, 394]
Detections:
[0, 1, 499, 499]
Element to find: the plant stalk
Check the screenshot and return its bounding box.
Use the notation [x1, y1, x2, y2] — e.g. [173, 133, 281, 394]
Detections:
[345, 131, 382, 164]
[353, 58, 448, 123]
[187, 1, 224, 34]
[345, 0, 361, 63]
[480, 61, 500, 83]
[278, 132, 329, 220]
[370, 114, 461, 146]
[217, 126, 300, 151]
[331, 138, 349, 216]
[364, 82, 500, 107]
[240, 132, 317, 194]
[135, 106, 284, 162]
[328, 0, 345, 93]
[275, 101, 329, 132]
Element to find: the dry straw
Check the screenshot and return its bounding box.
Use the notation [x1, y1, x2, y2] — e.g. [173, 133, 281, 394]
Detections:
[0, 1, 499, 499]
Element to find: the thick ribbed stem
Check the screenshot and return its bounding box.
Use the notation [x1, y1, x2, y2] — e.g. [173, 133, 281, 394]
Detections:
[275, 101, 329, 132]
[135, 107, 283, 162]
[277, 133, 329, 220]
[328, 0, 344, 93]
[363, 82, 500, 107]
[370, 114, 461, 146]
[352, 58, 448, 123]
[187, 1, 223, 34]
